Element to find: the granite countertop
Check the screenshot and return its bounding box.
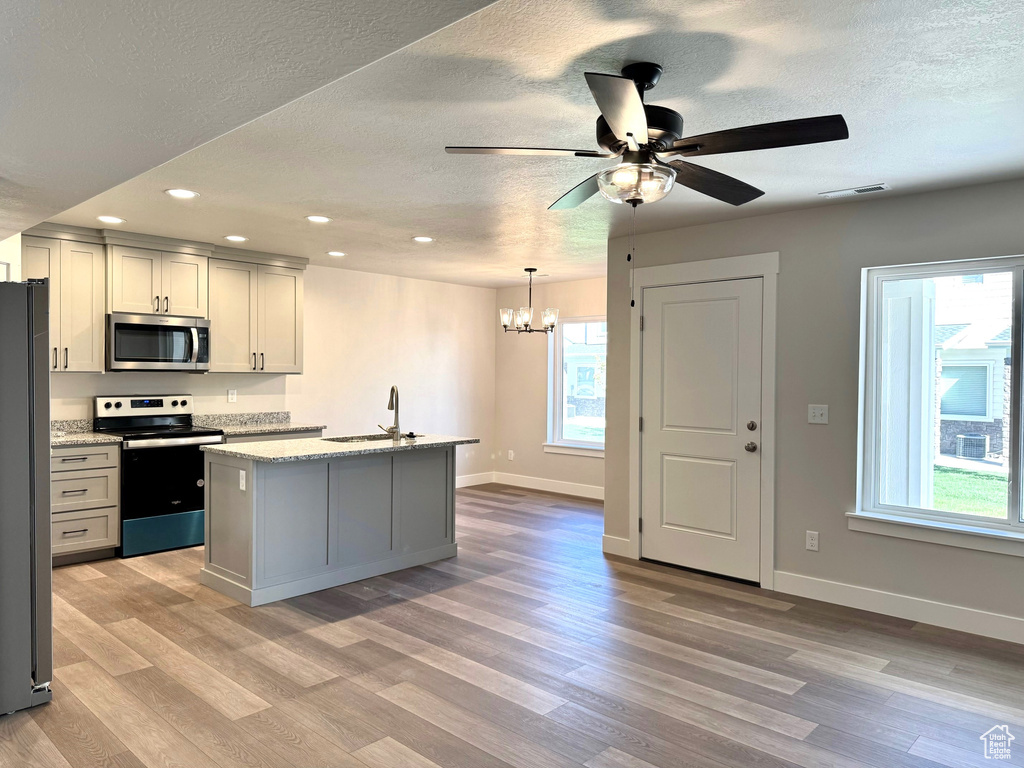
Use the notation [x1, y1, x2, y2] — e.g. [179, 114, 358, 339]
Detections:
[51, 431, 122, 447]
[219, 422, 326, 437]
[202, 434, 480, 463]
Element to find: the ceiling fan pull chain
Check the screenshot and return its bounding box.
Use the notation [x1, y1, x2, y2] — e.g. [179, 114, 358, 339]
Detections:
[629, 201, 637, 308]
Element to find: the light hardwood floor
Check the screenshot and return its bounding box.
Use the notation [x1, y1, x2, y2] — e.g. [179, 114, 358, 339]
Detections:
[4, 484, 1024, 768]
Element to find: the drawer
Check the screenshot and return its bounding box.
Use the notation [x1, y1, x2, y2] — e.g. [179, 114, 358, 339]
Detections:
[51, 467, 119, 513]
[51, 444, 119, 473]
[52, 509, 118, 554]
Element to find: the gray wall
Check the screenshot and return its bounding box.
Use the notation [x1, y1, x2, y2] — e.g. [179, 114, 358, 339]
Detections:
[606, 177, 1024, 619]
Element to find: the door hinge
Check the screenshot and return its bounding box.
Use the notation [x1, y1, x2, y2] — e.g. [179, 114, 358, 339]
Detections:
[639, 315, 644, 331]
[638, 517, 643, 533]
[639, 416, 644, 432]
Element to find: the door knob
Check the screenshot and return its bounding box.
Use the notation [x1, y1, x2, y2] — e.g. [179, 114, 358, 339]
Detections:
[744, 442, 758, 452]
[747, 420, 758, 431]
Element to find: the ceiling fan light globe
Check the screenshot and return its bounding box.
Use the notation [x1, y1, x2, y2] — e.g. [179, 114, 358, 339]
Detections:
[597, 163, 675, 205]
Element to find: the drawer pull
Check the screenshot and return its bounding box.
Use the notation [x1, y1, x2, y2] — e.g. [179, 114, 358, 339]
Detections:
[62, 529, 89, 536]
[60, 457, 89, 463]
[61, 488, 89, 495]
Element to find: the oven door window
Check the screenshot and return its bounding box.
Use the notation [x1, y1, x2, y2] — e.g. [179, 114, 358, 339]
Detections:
[114, 324, 192, 363]
[121, 444, 205, 519]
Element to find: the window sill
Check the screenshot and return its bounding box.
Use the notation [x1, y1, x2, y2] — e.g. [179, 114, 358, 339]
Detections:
[543, 442, 604, 458]
[847, 509, 1024, 558]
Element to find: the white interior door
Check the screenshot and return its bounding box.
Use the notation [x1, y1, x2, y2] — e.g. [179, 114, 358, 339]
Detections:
[641, 277, 763, 582]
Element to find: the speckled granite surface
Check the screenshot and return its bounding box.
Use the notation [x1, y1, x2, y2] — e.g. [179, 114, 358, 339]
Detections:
[193, 412, 325, 437]
[52, 419, 94, 434]
[51, 432, 121, 447]
[202, 434, 479, 463]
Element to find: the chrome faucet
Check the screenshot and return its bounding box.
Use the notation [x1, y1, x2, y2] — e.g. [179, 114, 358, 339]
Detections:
[378, 385, 400, 440]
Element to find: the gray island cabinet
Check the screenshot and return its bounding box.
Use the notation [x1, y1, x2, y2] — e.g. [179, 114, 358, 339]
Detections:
[199, 434, 479, 606]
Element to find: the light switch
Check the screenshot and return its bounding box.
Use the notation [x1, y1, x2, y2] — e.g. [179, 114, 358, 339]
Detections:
[239, 470, 246, 491]
[808, 405, 829, 424]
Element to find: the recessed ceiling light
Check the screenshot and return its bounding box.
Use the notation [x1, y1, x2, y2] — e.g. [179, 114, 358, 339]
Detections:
[306, 215, 331, 223]
[327, 251, 346, 257]
[97, 215, 125, 224]
[224, 235, 248, 242]
[165, 188, 199, 199]
[412, 236, 433, 243]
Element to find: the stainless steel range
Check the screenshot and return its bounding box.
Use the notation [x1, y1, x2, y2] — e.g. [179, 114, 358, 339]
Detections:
[93, 395, 224, 557]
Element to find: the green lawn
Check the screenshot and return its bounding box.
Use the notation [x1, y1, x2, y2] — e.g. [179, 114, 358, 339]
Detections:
[563, 424, 605, 442]
[932, 465, 1008, 518]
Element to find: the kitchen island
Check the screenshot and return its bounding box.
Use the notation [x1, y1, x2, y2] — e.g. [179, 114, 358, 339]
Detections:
[199, 434, 478, 606]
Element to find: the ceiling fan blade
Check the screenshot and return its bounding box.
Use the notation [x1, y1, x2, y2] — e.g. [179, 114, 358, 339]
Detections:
[584, 73, 648, 146]
[548, 173, 601, 210]
[666, 160, 764, 206]
[664, 115, 849, 156]
[445, 146, 617, 158]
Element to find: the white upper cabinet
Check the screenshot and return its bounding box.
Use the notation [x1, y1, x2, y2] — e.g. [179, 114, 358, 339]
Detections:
[22, 236, 105, 373]
[109, 245, 207, 318]
[209, 260, 303, 374]
[209, 259, 258, 373]
[258, 265, 303, 373]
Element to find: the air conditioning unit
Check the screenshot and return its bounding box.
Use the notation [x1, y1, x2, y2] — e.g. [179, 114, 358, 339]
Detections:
[956, 433, 989, 459]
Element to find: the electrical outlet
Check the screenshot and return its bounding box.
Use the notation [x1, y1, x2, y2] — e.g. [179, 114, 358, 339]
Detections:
[239, 470, 246, 491]
[808, 404, 829, 424]
[806, 530, 819, 551]
[507, 449, 515, 461]
[227, 389, 237, 403]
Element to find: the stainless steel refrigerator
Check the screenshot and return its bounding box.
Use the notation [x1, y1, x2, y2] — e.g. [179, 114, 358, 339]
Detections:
[0, 280, 53, 714]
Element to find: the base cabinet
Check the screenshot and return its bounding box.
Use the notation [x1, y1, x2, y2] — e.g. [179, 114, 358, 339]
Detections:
[50, 445, 120, 555]
[202, 447, 455, 605]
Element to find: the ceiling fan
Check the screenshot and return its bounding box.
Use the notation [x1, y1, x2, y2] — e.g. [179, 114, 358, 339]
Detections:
[446, 62, 849, 210]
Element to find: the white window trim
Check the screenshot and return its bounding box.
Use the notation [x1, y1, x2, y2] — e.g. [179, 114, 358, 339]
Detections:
[548, 315, 606, 451]
[854, 254, 1024, 552]
[939, 361, 993, 422]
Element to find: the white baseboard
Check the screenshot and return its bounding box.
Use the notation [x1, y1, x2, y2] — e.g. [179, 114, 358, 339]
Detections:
[774, 571, 1024, 645]
[602, 534, 633, 557]
[456, 472, 496, 488]
[491, 471, 604, 500]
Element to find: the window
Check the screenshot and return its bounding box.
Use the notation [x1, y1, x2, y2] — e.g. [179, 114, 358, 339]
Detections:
[547, 317, 607, 453]
[859, 260, 1023, 534]
[940, 364, 990, 419]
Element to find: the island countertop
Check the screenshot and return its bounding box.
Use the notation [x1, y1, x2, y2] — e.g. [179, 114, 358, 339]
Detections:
[200, 434, 479, 463]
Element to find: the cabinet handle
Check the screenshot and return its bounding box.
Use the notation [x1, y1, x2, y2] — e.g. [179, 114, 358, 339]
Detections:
[252, 352, 257, 371]
[164, 296, 169, 313]
[52, 347, 58, 370]
[61, 529, 88, 537]
[60, 457, 88, 463]
[154, 295, 160, 313]
[64, 348, 68, 369]
[260, 352, 265, 371]
[61, 488, 89, 495]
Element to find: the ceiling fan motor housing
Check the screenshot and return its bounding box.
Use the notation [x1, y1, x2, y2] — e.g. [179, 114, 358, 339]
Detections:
[596, 105, 683, 152]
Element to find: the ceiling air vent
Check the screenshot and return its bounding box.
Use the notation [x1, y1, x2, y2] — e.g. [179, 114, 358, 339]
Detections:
[818, 183, 891, 199]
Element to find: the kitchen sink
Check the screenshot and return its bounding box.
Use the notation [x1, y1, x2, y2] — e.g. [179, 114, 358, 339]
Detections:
[325, 433, 403, 443]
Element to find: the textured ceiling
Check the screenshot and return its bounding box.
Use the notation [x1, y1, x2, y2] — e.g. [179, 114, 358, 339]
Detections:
[0, 0, 497, 238]
[51, 0, 1024, 287]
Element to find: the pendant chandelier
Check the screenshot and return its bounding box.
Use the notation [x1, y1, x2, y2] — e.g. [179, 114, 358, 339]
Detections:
[500, 268, 558, 333]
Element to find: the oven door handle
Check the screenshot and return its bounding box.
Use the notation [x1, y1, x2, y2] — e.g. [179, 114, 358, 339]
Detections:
[190, 326, 200, 364]
[122, 435, 224, 450]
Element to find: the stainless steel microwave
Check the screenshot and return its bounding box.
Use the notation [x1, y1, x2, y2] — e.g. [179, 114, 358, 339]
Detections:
[107, 313, 210, 372]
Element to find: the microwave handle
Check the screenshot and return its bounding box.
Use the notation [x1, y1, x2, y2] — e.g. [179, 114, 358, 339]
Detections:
[190, 326, 199, 364]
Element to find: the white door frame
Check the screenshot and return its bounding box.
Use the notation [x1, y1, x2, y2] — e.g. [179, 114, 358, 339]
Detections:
[625, 252, 779, 588]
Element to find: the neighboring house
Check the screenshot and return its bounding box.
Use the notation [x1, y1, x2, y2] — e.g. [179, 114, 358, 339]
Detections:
[935, 323, 1011, 457]
[563, 322, 607, 419]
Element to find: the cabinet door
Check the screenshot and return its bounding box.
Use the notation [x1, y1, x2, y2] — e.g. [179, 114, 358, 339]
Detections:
[110, 245, 161, 315]
[393, 449, 452, 553]
[257, 266, 303, 373]
[162, 252, 208, 318]
[209, 259, 257, 372]
[332, 455, 395, 566]
[59, 241, 106, 372]
[21, 236, 61, 371]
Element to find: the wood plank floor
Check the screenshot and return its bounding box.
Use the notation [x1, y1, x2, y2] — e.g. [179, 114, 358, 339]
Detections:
[5, 484, 1024, 768]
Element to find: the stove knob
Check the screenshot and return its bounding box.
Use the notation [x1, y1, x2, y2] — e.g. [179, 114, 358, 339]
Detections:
[180, 399, 188, 407]
[171, 400, 179, 407]
[114, 401, 123, 409]
[103, 401, 112, 410]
